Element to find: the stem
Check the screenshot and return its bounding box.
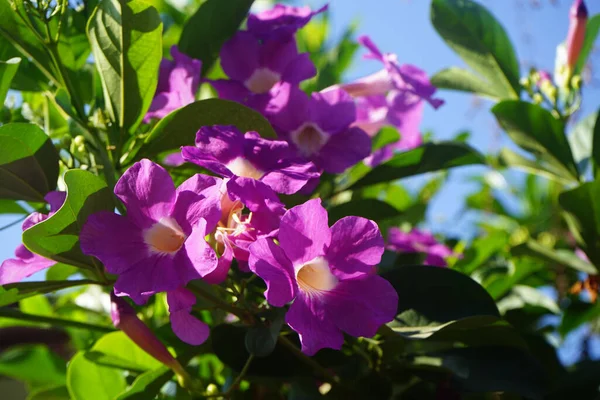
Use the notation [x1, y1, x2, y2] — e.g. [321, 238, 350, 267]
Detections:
[278, 336, 339, 384]
[203, 354, 255, 398]
[187, 284, 252, 323]
[0, 215, 27, 231]
[0, 308, 115, 333]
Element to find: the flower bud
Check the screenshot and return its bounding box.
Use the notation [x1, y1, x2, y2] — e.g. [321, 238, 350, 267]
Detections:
[566, 0, 588, 71]
[110, 293, 189, 379]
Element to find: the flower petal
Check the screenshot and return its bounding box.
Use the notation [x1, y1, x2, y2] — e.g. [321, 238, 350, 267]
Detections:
[282, 52, 317, 84]
[183, 218, 219, 278]
[310, 89, 356, 134]
[167, 288, 210, 345]
[326, 275, 398, 338]
[172, 175, 221, 234]
[327, 216, 384, 276]
[249, 237, 297, 307]
[181, 126, 244, 177]
[80, 211, 147, 275]
[267, 83, 310, 133]
[279, 199, 331, 265]
[286, 293, 344, 356]
[220, 31, 260, 81]
[115, 160, 176, 228]
[316, 127, 371, 173]
[203, 244, 233, 284]
[0, 248, 55, 284]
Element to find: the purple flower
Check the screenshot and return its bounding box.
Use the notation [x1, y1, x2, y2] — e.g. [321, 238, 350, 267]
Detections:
[167, 288, 210, 345]
[247, 3, 328, 41]
[80, 160, 221, 304]
[248, 199, 398, 355]
[210, 32, 316, 111]
[566, 0, 588, 70]
[0, 191, 66, 284]
[387, 228, 455, 267]
[181, 125, 320, 195]
[144, 46, 201, 122]
[269, 85, 372, 173]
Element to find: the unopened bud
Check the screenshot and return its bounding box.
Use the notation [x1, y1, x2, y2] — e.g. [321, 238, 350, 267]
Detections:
[566, 0, 588, 71]
[532, 93, 543, 105]
[571, 75, 583, 90]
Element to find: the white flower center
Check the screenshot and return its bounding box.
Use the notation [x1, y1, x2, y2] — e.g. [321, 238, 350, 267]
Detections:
[290, 123, 329, 157]
[296, 257, 338, 296]
[244, 68, 281, 94]
[226, 157, 265, 180]
[144, 217, 186, 255]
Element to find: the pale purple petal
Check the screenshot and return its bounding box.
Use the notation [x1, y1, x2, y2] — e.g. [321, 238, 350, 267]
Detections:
[0, 247, 55, 284]
[282, 52, 317, 83]
[80, 211, 147, 275]
[316, 126, 371, 173]
[260, 161, 320, 195]
[22, 212, 46, 231]
[327, 217, 384, 275]
[338, 69, 394, 97]
[267, 83, 311, 133]
[220, 31, 260, 82]
[181, 126, 245, 177]
[310, 89, 357, 134]
[167, 288, 210, 345]
[183, 218, 218, 278]
[172, 175, 221, 233]
[326, 275, 398, 338]
[249, 237, 297, 307]
[286, 293, 344, 356]
[203, 245, 233, 284]
[279, 199, 331, 265]
[423, 244, 453, 267]
[115, 160, 176, 228]
[396, 64, 444, 109]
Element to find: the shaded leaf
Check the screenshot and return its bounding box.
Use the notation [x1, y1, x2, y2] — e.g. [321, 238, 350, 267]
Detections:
[574, 14, 600, 75]
[67, 351, 126, 400]
[115, 366, 171, 400]
[431, 67, 502, 99]
[0, 57, 20, 104]
[511, 239, 597, 274]
[0, 280, 98, 307]
[327, 199, 401, 224]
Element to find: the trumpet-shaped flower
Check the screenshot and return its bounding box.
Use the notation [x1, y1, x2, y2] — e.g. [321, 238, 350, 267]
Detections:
[81, 160, 220, 304]
[566, 0, 588, 71]
[181, 125, 320, 195]
[0, 191, 65, 284]
[248, 199, 398, 355]
[247, 3, 328, 41]
[210, 32, 316, 112]
[387, 228, 455, 267]
[144, 46, 201, 122]
[268, 85, 371, 173]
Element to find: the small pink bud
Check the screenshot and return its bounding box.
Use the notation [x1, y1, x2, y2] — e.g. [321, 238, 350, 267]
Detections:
[110, 293, 183, 372]
[566, 0, 588, 70]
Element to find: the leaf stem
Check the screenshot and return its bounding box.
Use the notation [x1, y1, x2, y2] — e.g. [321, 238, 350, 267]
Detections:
[0, 308, 115, 333]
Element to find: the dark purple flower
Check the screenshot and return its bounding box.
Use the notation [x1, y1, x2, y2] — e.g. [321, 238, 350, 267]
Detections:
[248, 199, 398, 355]
[387, 228, 455, 267]
[210, 32, 316, 111]
[144, 46, 201, 122]
[247, 3, 328, 41]
[181, 125, 320, 195]
[80, 160, 221, 304]
[0, 191, 66, 284]
[269, 85, 371, 173]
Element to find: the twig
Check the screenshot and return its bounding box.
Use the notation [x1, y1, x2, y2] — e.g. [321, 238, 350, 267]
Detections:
[0, 308, 115, 333]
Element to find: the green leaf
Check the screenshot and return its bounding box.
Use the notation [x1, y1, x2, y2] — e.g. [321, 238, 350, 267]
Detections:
[0, 57, 20, 104]
[371, 127, 400, 151]
[591, 111, 600, 178]
[67, 351, 126, 400]
[137, 99, 277, 159]
[492, 101, 579, 181]
[0, 123, 59, 202]
[85, 331, 163, 372]
[381, 265, 499, 329]
[559, 181, 600, 268]
[0, 199, 28, 214]
[569, 111, 597, 166]
[497, 285, 561, 315]
[0, 345, 66, 387]
[574, 14, 600, 75]
[430, 0, 520, 99]
[327, 199, 401, 224]
[116, 366, 171, 400]
[87, 0, 163, 134]
[245, 308, 285, 357]
[27, 385, 70, 400]
[511, 239, 597, 274]
[344, 142, 485, 191]
[178, 0, 253, 75]
[454, 230, 508, 274]
[0, 280, 98, 307]
[22, 170, 114, 269]
[559, 300, 600, 337]
[498, 147, 576, 184]
[430, 67, 502, 99]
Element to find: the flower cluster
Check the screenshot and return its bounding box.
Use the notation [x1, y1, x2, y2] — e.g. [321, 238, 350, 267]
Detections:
[0, 3, 447, 356]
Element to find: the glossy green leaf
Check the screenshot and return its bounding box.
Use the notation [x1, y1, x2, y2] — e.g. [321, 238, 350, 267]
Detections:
[382, 265, 499, 329]
[498, 147, 576, 184]
[431, 67, 502, 99]
[0, 57, 20, 104]
[138, 99, 277, 159]
[0, 345, 66, 387]
[559, 181, 600, 268]
[591, 110, 600, 178]
[86, 331, 163, 372]
[67, 351, 126, 400]
[245, 308, 285, 357]
[116, 366, 171, 400]
[568, 111, 597, 165]
[27, 385, 70, 400]
[327, 199, 401, 224]
[0, 123, 59, 202]
[560, 300, 600, 337]
[22, 170, 114, 269]
[0, 280, 98, 307]
[0, 199, 28, 214]
[431, 0, 520, 99]
[574, 14, 600, 75]
[371, 127, 400, 151]
[497, 285, 561, 315]
[345, 142, 485, 191]
[178, 0, 253, 75]
[493, 101, 579, 181]
[511, 239, 597, 274]
[87, 0, 163, 134]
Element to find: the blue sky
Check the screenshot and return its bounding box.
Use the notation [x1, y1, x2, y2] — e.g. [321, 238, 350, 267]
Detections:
[2, 0, 600, 267]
